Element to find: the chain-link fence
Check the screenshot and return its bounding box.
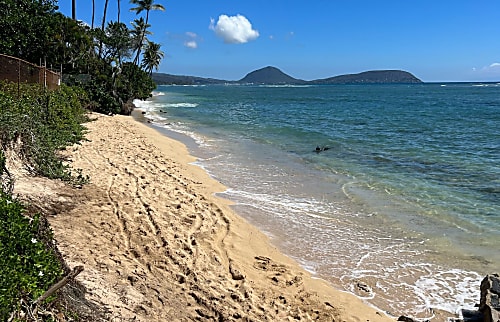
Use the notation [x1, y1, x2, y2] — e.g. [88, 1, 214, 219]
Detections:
[0, 54, 61, 91]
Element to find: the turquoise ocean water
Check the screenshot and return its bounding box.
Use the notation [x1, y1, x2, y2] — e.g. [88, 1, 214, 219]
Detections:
[135, 83, 499, 318]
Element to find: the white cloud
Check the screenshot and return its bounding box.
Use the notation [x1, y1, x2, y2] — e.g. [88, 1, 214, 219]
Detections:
[183, 32, 199, 49]
[471, 62, 500, 80]
[209, 14, 259, 44]
[184, 41, 197, 49]
[474, 62, 500, 72]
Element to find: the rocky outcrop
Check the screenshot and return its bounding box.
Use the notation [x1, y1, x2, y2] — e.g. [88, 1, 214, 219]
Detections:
[480, 274, 500, 322]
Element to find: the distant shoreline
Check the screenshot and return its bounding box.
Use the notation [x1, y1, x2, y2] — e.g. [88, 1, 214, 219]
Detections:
[153, 66, 423, 85]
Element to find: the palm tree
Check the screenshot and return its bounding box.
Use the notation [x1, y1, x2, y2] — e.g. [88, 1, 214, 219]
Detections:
[129, 0, 165, 65]
[140, 40, 163, 75]
[130, 17, 151, 57]
[103, 22, 133, 64]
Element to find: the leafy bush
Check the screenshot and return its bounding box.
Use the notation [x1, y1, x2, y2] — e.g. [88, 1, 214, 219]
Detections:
[0, 82, 90, 319]
[0, 193, 63, 320]
[0, 82, 89, 181]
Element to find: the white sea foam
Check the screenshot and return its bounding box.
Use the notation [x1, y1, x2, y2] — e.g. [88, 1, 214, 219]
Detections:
[155, 123, 209, 147]
[149, 114, 168, 125]
[166, 84, 206, 87]
[337, 258, 482, 318]
[132, 99, 152, 109]
[221, 188, 332, 217]
[165, 103, 199, 108]
[413, 270, 482, 314]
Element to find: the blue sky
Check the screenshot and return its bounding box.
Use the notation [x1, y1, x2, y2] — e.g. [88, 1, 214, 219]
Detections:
[58, 1, 500, 82]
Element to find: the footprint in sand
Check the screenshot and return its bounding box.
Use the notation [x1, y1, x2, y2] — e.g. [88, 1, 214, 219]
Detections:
[253, 256, 303, 288]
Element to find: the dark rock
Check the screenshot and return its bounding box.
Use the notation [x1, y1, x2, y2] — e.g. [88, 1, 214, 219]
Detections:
[479, 273, 500, 322]
[356, 281, 371, 293]
[460, 309, 484, 322]
[397, 316, 416, 322]
[314, 146, 330, 153]
[121, 99, 135, 115]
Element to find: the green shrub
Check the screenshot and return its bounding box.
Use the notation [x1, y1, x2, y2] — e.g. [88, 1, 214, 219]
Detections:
[0, 82, 89, 319]
[0, 193, 63, 320]
[0, 82, 89, 182]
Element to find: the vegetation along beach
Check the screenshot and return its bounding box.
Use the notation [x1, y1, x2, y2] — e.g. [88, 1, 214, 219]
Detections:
[1, 0, 499, 321]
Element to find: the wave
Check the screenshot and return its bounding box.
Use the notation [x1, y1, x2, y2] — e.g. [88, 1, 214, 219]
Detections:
[132, 99, 168, 113]
[164, 103, 199, 108]
[220, 188, 333, 216]
[132, 99, 152, 109]
[163, 84, 206, 87]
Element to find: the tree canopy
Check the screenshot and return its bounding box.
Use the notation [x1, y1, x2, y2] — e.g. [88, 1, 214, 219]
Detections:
[0, 0, 166, 114]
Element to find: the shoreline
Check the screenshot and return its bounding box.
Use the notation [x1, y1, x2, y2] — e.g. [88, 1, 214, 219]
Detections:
[133, 103, 479, 320]
[17, 112, 395, 321]
[137, 83, 498, 320]
[131, 108, 480, 321]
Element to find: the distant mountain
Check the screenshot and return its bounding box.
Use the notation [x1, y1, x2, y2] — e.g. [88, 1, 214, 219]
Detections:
[152, 73, 226, 85]
[310, 70, 422, 84]
[152, 67, 422, 85]
[238, 66, 305, 84]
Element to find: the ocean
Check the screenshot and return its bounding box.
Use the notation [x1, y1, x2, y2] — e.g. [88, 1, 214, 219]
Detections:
[134, 83, 499, 319]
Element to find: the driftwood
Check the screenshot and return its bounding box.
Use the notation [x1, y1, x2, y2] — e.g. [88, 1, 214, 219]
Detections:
[33, 265, 84, 305]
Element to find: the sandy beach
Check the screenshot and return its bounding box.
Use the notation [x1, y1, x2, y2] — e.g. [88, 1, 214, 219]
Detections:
[14, 112, 395, 321]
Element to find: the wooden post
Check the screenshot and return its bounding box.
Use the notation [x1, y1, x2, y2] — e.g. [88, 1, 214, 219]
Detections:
[43, 58, 47, 89]
[33, 266, 84, 305]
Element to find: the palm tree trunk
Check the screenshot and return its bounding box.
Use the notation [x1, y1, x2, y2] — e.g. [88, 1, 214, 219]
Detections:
[133, 9, 150, 66]
[102, 0, 110, 31]
[99, 0, 110, 58]
[91, 0, 95, 28]
[72, 0, 76, 20]
[117, 0, 121, 23]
